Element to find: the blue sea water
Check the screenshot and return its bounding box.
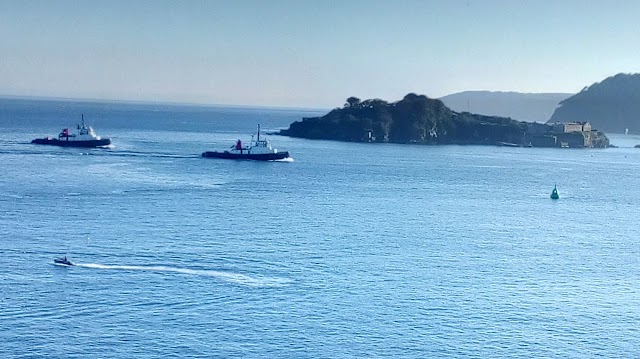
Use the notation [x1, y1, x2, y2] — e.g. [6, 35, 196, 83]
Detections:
[1, 97, 640, 358]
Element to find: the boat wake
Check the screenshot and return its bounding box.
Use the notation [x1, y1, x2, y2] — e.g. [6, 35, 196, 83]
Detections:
[97, 150, 199, 159]
[74, 263, 290, 287]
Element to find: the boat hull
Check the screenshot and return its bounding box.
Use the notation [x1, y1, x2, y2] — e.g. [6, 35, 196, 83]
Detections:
[202, 151, 290, 161]
[31, 138, 112, 148]
[53, 259, 73, 266]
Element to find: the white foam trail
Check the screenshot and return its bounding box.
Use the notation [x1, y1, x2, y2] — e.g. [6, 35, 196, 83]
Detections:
[75, 263, 289, 287]
[276, 157, 294, 162]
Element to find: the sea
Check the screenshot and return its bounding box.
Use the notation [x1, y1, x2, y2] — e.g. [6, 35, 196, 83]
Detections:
[1, 97, 640, 358]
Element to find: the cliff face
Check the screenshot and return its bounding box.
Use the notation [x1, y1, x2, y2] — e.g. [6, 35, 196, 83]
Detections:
[548, 73, 640, 133]
[280, 93, 528, 145]
[440, 91, 571, 123]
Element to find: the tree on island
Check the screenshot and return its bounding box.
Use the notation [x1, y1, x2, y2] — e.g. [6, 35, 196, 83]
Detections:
[345, 97, 361, 108]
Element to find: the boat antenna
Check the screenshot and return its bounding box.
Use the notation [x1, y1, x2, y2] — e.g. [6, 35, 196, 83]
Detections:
[257, 124, 260, 142]
[82, 114, 84, 127]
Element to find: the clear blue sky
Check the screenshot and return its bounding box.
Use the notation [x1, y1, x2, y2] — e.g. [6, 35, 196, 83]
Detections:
[1, 0, 639, 108]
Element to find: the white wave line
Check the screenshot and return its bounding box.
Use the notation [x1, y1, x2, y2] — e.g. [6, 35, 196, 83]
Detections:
[75, 263, 289, 287]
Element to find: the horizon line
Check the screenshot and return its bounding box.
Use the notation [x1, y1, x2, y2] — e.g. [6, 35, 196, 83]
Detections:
[0, 93, 330, 113]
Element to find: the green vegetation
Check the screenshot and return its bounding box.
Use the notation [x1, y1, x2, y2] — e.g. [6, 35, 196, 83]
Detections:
[281, 93, 527, 145]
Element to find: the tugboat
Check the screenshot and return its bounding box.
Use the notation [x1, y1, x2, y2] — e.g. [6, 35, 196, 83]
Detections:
[550, 184, 560, 200]
[31, 115, 111, 148]
[202, 125, 290, 161]
[53, 256, 74, 266]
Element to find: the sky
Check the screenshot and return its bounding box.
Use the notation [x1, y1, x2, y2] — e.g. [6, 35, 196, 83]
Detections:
[1, 0, 639, 108]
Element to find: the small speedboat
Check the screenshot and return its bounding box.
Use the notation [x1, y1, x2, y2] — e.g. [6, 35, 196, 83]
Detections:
[202, 125, 290, 161]
[32, 115, 111, 148]
[53, 256, 74, 266]
[550, 185, 559, 200]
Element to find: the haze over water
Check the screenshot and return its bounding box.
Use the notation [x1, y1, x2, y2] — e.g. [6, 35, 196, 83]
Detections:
[2, 98, 640, 357]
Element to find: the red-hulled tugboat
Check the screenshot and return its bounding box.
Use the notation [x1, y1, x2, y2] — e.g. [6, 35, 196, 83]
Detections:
[32, 115, 111, 148]
[202, 125, 290, 161]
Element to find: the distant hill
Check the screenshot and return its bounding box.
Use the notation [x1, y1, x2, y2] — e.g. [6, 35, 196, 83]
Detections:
[548, 73, 640, 133]
[440, 91, 571, 123]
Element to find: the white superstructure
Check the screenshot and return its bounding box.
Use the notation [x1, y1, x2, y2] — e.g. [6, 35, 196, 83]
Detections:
[59, 115, 103, 141]
[229, 125, 281, 155]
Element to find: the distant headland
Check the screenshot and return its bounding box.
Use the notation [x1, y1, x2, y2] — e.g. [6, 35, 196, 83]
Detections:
[440, 91, 571, 123]
[279, 93, 609, 148]
[549, 73, 640, 134]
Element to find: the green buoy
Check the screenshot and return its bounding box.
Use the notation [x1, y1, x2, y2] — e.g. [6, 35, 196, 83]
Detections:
[550, 184, 559, 200]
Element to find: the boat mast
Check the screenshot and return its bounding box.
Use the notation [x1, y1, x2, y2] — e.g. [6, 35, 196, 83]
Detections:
[257, 124, 260, 142]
